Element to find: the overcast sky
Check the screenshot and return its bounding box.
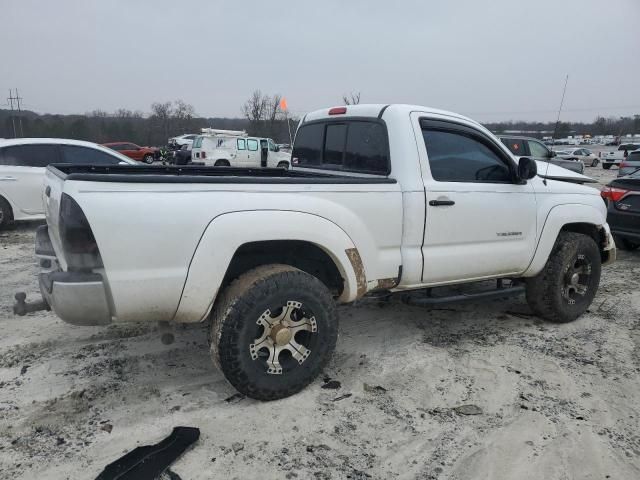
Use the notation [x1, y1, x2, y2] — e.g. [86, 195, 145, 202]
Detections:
[2, 0, 639, 122]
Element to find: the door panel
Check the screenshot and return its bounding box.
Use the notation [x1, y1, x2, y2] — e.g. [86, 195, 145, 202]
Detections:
[411, 114, 538, 284]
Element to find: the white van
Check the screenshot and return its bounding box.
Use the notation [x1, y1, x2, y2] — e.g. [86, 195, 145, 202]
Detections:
[191, 130, 291, 168]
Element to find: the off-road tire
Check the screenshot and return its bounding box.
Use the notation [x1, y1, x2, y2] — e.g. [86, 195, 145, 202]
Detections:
[214, 159, 230, 167]
[143, 154, 154, 164]
[0, 196, 13, 229]
[210, 264, 338, 400]
[602, 163, 611, 170]
[525, 232, 601, 323]
[620, 238, 640, 251]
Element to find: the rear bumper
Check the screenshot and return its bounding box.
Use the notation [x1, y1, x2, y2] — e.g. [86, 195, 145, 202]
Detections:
[36, 227, 111, 326]
[39, 270, 112, 326]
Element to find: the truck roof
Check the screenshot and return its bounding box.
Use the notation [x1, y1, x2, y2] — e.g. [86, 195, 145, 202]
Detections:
[303, 104, 480, 126]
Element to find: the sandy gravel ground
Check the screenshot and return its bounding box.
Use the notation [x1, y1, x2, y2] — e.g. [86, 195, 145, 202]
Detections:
[1, 166, 639, 480]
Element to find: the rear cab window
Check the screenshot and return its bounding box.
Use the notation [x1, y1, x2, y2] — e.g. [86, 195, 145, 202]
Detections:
[292, 119, 390, 175]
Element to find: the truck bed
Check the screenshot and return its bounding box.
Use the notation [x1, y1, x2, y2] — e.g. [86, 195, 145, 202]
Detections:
[48, 164, 396, 184]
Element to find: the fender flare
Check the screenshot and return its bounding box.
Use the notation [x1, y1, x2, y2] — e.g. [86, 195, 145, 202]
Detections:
[172, 210, 362, 323]
[523, 203, 606, 277]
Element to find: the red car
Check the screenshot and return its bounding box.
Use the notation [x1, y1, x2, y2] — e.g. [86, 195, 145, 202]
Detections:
[102, 142, 158, 164]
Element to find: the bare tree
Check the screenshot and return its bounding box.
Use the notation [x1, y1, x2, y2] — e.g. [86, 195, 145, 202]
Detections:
[242, 90, 268, 123]
[342, 91, 361, 105]
[151, 101, 174, 139]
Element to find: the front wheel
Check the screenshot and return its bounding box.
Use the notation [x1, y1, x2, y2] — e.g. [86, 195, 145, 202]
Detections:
[525, 232, 601, 323]
[277, 161, 290, 169]
[143, 154, 154, 164]
[0, 197, 12, 229]
[210, 265, 338, 400]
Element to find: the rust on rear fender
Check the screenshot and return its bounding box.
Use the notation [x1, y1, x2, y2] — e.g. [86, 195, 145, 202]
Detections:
[345, 248, 367, 298]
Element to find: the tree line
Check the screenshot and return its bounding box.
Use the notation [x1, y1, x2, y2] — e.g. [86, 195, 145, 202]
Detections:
[0, 95, 298, 147]
[1, 93, 638, 146]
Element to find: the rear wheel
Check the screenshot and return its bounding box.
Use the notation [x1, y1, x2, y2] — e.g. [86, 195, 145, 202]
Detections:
[214, 159, 230, 167]
[603, 163, 611, 170]
[591, 158, 599, 167]
[525, 232, 601, 323]
[210, 265, 338, 400]
[277, 161, 290, 169]
[0, 196, 13, 229]
[143, 154, 154, 164]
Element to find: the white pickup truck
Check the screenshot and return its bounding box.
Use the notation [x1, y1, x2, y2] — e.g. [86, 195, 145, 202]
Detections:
[26, 104, 616, 400]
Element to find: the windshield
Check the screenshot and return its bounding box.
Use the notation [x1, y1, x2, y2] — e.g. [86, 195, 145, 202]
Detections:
[192, 136, 204, 148]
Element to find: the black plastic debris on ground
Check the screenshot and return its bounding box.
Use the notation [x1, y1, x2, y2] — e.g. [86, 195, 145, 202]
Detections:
[95, 426, 200, 480]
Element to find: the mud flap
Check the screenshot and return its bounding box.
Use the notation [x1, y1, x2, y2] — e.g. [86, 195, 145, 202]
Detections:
[95, 426, 200, 480]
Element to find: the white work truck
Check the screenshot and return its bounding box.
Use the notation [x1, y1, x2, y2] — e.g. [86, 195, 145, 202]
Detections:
[24, 104, 616, 400]
[191, 128, 291, 168]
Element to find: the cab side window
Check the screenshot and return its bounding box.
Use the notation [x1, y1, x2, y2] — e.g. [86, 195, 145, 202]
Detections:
[237, 139, 246, 150]
[0, 144, 60, 167]
[422, 128, 512, 183]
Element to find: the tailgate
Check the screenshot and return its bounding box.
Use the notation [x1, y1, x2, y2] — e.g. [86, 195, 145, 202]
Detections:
[43, 167, 67, 269]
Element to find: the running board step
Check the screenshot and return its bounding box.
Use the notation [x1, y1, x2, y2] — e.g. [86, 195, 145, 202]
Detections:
[402, 285, 525, 306]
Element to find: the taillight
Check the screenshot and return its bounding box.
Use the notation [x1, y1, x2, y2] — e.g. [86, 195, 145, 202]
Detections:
[601, 186, 629, 202]
[329, 107, 347, 115]
[59, 194, 102, 269]
[620, 161, 628, 168]
[201, 151, 206, 158]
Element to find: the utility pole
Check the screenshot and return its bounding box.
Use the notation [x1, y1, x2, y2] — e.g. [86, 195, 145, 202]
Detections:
[7, 89, 17, 138]
[14, 88, 24, 137]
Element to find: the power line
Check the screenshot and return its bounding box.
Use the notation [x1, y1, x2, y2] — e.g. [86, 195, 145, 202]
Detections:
[6, 88, 25, 137]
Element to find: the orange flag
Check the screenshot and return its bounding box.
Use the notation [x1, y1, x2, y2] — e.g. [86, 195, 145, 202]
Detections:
[279, 97, 288, 111]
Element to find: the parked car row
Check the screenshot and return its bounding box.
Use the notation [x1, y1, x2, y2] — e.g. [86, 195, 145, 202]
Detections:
[601, 143, 640, 170]
[498, 135, 585, 173]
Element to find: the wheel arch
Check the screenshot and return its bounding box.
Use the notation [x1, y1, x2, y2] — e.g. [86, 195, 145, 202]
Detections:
[172, 210, 363, 323]
[523, 204, 614, 277]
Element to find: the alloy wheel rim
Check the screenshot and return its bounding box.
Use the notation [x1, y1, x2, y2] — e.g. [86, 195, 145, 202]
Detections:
[250, 301, 317, 375]
[562, 254, 592, 304]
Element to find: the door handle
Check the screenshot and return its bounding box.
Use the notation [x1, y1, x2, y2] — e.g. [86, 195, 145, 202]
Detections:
[429, 199, 455, 206]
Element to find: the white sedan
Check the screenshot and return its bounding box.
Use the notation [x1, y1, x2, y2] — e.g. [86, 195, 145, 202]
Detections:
[0, 138, 136, 228]
[555, 148, 599, 167]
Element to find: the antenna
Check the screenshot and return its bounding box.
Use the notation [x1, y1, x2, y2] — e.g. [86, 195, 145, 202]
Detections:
[545, 75, 569, 185]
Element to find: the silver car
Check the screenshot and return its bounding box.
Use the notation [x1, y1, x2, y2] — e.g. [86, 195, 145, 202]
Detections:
[618, 151, 640, 177]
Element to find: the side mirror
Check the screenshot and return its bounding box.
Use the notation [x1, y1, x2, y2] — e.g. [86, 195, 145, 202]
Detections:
[518, 157, 537, 180]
